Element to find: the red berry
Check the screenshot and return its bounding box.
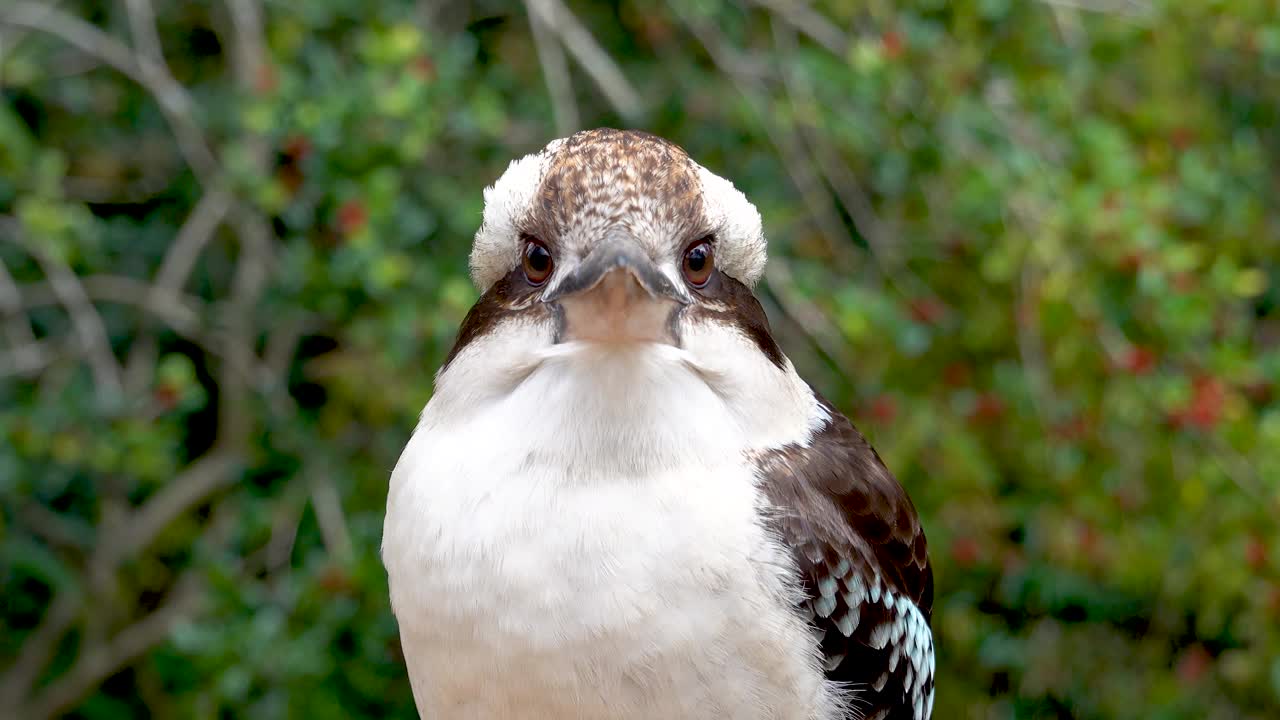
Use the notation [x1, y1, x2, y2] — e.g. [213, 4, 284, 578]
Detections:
[942, 363, 971, 388]
[318, 565, 354, 595]
[907, 297, 945, 325]
[1170, 126, 1196, 151]
[951, 536, 980, 568]
[410, 55, 436, 81]
[154, 384, 179, 411]
[1118, 346, 1157, 375]
[882, 31, 904, 58]
[1117, 250, 1146, 273]
[1178, 376, 1226, 430]
[255, 63, 278, 94]
[283, 135, 312, 161]
[1266, 585, 1280, 615]
[1051, 415, 1089, 442]
[968, 393, 1006, 424]
[1246, 535, 1267, 571]
[336, 200, 368, 236]
[1176, 645, 1212, 683]
[868, 395, 897, 424]
[1077, 522, 1100, 558]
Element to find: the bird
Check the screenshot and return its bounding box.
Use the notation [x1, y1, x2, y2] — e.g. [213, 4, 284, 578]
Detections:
[382, 128, 933, 720]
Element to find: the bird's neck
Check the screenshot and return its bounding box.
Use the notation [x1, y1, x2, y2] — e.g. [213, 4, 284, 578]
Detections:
[424, 338, 826, 481]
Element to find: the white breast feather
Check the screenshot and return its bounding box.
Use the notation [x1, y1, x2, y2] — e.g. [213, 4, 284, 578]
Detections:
[382, 324, 846, 719]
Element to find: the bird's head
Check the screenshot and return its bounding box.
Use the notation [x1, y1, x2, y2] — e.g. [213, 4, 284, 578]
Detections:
[435, 127, 812, 440]
[426, 128, 821, 473]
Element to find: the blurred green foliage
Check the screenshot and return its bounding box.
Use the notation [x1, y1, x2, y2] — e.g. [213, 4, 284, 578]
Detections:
[1, 0, 1278, 718]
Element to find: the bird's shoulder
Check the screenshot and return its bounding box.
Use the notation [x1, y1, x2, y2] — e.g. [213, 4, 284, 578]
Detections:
[754, 393, 934, 720]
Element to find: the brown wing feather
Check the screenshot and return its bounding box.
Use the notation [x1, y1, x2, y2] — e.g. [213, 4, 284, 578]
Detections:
[757, 396, 934, 720]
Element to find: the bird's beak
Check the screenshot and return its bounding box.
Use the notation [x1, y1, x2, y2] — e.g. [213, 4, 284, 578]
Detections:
[543, 239, 689, 344]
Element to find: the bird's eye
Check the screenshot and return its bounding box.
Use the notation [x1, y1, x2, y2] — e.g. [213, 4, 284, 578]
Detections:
[682, 239, 714, 287]
[522, 239, 554, 285]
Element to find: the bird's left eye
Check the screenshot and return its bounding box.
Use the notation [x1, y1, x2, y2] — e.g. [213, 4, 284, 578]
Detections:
[682, 239, 714, 287]
[522, 239, 554, 285]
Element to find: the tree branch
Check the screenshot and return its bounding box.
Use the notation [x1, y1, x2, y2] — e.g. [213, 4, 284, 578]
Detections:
[525, 0, 579, 136]
[224, 0, 267, 92]
[123, 188, 232, 391]
[211, 0, 275, 451]
[769, 21, 949, 307]
[0, 336, 59, 378]
[0, 593, 80, 709]
[525, 0, 644, 121]
[310, 468, 354, 565]
[20, 574, 203, 720]
[668, 7, 853, 267]
[1036, 0, 1153, 19]
[20, 274, 205, 336]
[748, 0, 848, 54]
[1, 218, 124, 403]
[0, 254, 36, 347]
[122, 0, 164, 65]
[105, 451, 242, 565]
[0, 1, 218, 180]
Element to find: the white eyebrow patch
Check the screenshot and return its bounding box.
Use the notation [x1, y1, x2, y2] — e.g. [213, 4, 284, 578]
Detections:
[470, 139, 564, 292]
[692, 163, 766, 288]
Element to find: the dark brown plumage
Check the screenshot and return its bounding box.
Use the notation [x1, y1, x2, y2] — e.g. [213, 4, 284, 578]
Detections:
[757, 397, 934, 720]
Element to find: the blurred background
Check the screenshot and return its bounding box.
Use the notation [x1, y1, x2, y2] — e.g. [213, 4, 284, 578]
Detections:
[1, 0, 1277, 718]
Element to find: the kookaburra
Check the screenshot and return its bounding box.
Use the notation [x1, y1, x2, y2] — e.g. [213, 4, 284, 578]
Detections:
[382, 128, 934, 720]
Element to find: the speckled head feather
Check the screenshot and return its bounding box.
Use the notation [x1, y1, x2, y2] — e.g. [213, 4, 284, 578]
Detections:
[470, 129, 766, 292]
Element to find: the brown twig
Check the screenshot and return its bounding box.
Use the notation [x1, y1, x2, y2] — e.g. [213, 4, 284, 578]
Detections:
[525, 0, 644, 121]
[123, 0, 165, 65]
[0, 594, 80, 709]
[62, 170, 180, 204]
[19, 572, 203, 719]
[669, 8, 854, 267]
[762, 257, 851, 364]
[0, 255, 36, 347]
[1, 447, 241, 714]
[260, 312, 312, 414]
[214, 0, 274, 450]
[0, 4, 278, 715]
[19, 274, 205, 335]
[311, 468, 355, 566]
[747, 0, 848, 54]
[525, 0, 580, 136]
[0, 0, 65, 84]
[265, 487, 309, 572]
[768, 20, 954, 311]
[105, 451, 242, 564]
[1036, 0, 1153, 19]
[1, 218, 124, 403]
[123, 187, 232, 391]
[1014, 255, 1057, 434]
[0, 1, 218, 180]
[224, 0, 267, 90]
[216, 212, 273, 447]
[0, 337, 60, 378]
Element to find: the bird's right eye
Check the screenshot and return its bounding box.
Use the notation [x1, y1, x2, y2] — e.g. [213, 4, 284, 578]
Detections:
[522, 239, 554, 285]
[682, 238, 714, 288]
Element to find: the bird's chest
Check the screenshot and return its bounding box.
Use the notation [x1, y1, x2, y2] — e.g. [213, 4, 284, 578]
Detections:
[382, 353, 833, 718]
[384, 424, 822, 718]
[393, 434, 765, 633]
